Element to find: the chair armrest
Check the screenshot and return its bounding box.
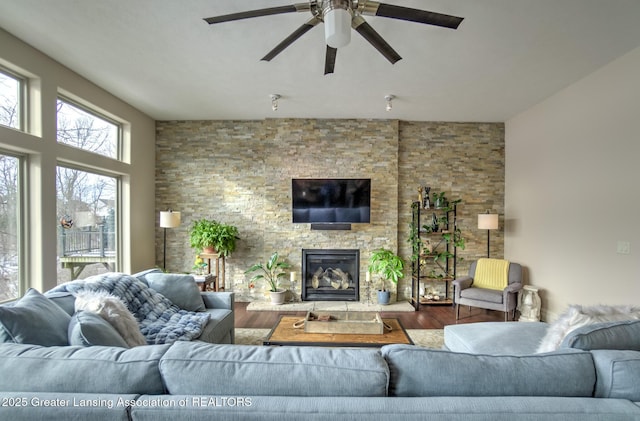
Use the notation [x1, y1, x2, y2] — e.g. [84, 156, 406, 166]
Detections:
[201, 292, 234, 310]
[504, 282, 523, 294]
[452, 276, 473, 290]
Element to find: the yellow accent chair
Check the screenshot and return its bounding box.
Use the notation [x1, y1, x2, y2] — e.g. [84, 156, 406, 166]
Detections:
[453, 258, 523, 322]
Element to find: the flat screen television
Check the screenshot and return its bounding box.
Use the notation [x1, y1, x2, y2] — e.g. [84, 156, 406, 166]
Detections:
[292, 178, 371, 224]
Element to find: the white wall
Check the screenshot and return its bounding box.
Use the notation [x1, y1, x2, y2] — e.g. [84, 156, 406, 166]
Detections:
[505, 46, 640, 320]
[0, 29, 156, 292]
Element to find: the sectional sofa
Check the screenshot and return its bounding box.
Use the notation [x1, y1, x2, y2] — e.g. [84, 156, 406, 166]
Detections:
[1, 275, 639, 420]
[1, 339, 640, 420]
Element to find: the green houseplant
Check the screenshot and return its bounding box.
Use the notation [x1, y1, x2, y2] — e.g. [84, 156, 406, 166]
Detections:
[245, 252, 291, 305]
[368, 248, 405, 305]
[189, 218, 239, 257]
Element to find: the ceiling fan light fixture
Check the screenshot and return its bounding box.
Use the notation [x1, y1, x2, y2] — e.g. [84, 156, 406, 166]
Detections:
[324, 2, 351, 48]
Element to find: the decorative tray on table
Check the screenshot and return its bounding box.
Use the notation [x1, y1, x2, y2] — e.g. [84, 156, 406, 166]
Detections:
[301, 311, 384, 335]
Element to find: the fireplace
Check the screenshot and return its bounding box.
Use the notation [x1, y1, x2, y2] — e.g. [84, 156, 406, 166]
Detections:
[302, 249, 359, 301]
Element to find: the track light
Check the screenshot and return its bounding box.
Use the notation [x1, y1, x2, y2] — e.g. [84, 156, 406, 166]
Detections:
[385, 95, 395, 111]
[270, 94, 281, 111]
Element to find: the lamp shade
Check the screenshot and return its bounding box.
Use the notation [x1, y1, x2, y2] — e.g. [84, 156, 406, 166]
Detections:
[160, 211, 181, 228]
[478, 213, 499, 230]
[324, 7, 351, 48]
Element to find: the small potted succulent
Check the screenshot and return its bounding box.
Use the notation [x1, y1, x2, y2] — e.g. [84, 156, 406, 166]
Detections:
[368, 248, 405, 305]
[245, 252, 291, 305]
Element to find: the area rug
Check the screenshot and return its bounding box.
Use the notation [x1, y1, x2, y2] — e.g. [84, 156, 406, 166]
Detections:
[246, 301, 415, 312]
[234, 328, 444, 349]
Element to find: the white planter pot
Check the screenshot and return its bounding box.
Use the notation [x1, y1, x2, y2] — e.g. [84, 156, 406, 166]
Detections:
[270, 290, 286, 305]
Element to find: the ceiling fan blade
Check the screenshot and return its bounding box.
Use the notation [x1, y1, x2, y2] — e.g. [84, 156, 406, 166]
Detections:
[359, 2, 463, 29]
[261, 17, 321, 62]
[204, 3, 310, 25]
[324, 46, 337, 75]
[352, 16, 401, 64]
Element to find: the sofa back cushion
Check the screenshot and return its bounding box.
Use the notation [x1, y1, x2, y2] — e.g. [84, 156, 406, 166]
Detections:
[145, 273, 205, 312]
[0, 289, 71, 346]
[381, 345, 595, 397]
[561, 319, 640, 351]
[0, 343, 170, 394]
[160, 342, 389, 397]
[592, 350, 640, 401]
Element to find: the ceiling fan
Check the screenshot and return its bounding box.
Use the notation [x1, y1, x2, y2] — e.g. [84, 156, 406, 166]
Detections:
[204, 0, 464, 74]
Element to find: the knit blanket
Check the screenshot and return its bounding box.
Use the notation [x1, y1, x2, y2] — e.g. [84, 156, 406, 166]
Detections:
[49, 272, 210, 344]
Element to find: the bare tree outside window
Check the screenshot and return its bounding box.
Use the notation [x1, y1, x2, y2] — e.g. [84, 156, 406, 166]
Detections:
[57, 99, 118, 159]
[56, 166, 117, 283]
[56, 100, 120, 283]
[0, 154, 19, 302]
[0, 71, 20, 130]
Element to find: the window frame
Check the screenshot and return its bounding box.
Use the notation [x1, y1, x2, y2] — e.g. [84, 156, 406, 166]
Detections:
[56, 95, 123, 161]
[0, 149, 25, 302]
[55, 162, 122, 282]
[0, 67, 27, 132]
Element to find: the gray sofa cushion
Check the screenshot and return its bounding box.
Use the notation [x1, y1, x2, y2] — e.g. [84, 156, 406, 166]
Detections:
[131, 268, 164, 285]
[381, 345, 595, 397]
[145, 273, 205, 312]
[592, 350, 640, 401]
[44, 291, 77, 316]
[130, 396, 640, 421]
[68, 310, 129, 348]
[196, 308, 234, 343]
[0, 392, 135, 421]
[561, 320, 640, 351]
[159, 342, 389, 397]
[0, 343, 170, 394]
[444, 321, 550, 355]
[0, 289, 71, 346]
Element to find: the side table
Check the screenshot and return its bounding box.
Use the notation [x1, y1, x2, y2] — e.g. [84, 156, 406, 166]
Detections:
[199, 252, 225, 291]
[192, 274, 217, 292]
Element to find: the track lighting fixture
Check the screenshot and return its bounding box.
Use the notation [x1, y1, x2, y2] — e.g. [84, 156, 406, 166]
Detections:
[385, 95, 395, 111]
[270, 94, 281, 111]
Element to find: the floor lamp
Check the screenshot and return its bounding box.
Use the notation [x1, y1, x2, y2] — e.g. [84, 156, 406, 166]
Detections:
[478, 212, 499, 258]
[160, 210, 181, 270]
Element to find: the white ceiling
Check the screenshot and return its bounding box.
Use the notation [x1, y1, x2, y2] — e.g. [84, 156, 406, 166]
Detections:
[1, 0, 640, 122]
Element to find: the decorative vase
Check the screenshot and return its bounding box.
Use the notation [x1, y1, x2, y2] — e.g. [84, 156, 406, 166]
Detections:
[270, 290, 287, 305]
[377, 290, 391, 305]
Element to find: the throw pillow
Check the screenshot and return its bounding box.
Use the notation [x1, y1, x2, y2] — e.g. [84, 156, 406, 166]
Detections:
[75, 290, 147, 347]
[0, 288, 71, 346]
[537, 304, 640, 353]
[68, 310, 129, 348]
[145, 273, 206, 312]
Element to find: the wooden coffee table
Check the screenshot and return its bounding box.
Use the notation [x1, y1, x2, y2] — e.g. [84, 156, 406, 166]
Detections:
[263, 315, 413, 347]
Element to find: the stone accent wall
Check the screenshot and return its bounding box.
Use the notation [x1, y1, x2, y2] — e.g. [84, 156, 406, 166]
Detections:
[156, 119, 504, 303]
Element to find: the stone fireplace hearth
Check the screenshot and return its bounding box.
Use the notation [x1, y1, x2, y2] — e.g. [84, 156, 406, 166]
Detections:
[302, 249, 359, 301]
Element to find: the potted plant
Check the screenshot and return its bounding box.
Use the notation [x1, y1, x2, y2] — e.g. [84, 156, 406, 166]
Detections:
[368, 248, 405, 305]
[189, 218, 239, 257]
[245, 252, 291, 305]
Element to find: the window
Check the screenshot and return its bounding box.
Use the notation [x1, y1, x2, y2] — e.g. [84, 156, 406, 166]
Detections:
[57, 98, 119, 159]
[0, 70, 22, 130]
[0, 153, 21, 302]
[56, 166, 118, 284]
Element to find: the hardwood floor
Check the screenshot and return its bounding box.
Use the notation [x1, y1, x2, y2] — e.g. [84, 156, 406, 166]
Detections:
[234, 301, 508, 329]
